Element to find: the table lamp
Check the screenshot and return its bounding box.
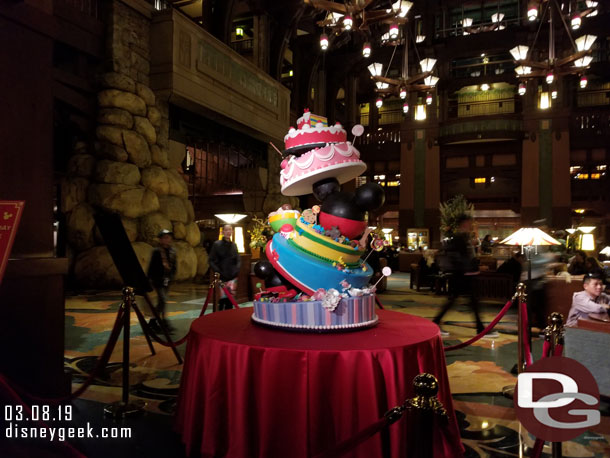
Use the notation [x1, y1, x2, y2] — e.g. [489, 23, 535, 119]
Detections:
[500, 227, 561, 281]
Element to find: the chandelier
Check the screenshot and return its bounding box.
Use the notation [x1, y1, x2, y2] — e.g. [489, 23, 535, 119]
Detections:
[510, 0, 598, 103]
[307, 0, 414, 51]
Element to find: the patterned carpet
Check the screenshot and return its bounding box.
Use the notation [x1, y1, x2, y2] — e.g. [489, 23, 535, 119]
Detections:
[60, 273, 610, 457]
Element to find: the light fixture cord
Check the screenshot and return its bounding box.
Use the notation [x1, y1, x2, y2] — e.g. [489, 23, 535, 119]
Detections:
[529, 1, 550, 61]
[552, 0, 578, 52]
[385, 43, 398, 78]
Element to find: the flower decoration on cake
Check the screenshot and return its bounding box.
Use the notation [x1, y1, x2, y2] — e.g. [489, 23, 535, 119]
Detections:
[321, 288, 342, 311]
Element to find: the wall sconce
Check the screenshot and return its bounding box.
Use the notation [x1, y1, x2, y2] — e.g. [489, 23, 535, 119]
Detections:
[320, 33, 329, 50]
[539, 91, 551, 109]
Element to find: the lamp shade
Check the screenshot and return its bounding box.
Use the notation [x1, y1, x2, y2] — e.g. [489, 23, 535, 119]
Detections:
[515, 65, 532, 76]
[491, 13, 504, 23]
[415, 34, 426, 43]
[394, 0, 413, 17]
[575, 34, 597, 52]
[599, 246, 610, 255]
[215, 213, 247, 224]
[376, 81, 389, 90]
[424, 75, 439, 87]
[420, 58, 437, 72]
[510, 45, 529, 61]
[574, 56, 593, 67]
[500, 227, 560, 247]
[368, 62, 383, 76]
[578, 226, 595, 233]
[581, 233, 595, 251]
[462, 17, 473, 27]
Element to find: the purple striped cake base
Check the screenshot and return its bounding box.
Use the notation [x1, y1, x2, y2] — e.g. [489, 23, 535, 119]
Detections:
[252, 294, 378, 332]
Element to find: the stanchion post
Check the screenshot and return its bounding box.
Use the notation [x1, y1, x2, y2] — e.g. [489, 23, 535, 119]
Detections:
[104, 287, 146, 418]
[212, 272, 220, 313]
[502, 283, 527, 399]
[406, 373, 448, 458]
[544, 312, 565, 458]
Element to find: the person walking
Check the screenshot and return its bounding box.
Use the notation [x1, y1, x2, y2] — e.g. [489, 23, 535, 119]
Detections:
[209, 224, 241, 310]
[147, 229, 177, 332]
[433, 215, 498, 338]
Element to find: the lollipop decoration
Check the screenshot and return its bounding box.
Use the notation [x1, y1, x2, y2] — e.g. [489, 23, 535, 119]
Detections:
[256, 282, 263, 294]
[351, 124, 364, 145]
[360, 233, 389, 270]
[372, 267, 393, 290]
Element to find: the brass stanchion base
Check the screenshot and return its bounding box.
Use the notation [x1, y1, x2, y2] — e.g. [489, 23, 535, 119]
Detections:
[502, 385, 515, 399]
[104, 400, 146, 418]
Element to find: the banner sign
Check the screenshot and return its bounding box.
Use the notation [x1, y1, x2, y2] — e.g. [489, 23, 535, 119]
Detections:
[0, 201, 25, 285]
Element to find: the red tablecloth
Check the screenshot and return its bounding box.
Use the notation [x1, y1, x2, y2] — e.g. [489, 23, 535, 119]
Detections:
[175, 308, 463, 458]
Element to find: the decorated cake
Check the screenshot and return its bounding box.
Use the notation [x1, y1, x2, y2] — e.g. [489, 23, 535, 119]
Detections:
[251, 109, 387, 332]
[280, 110, 366, 196]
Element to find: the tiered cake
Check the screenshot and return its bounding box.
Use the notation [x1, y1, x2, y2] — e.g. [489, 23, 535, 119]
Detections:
[251, 110, 385, 332]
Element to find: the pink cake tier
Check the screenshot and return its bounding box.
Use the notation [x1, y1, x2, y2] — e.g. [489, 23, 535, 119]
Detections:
[252, 294, 377, 331]
[284, 123, 347, 152]
[280, 142, 366, 196]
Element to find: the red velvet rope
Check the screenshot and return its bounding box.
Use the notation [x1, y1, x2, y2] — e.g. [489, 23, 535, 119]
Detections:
[131, 303, 189, 348]
[554, 344, 563, 356]
[531, 438, 545, 458]
[313, 416, 391, 458]
[542, 339, 551, 358]
[444, 299, 514, 351]
[221, 285, 240, 309]
[520, 301, 533, 367]
[0, 374, 86, 458]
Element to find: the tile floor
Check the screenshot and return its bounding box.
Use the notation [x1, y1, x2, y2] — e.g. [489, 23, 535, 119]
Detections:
[48, 273, 609, 456]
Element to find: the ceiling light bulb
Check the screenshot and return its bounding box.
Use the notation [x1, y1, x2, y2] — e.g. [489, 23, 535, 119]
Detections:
[376, 97, 383, 108]
[362, 42, 371, 58]
[343, 15, 352, 30]
[389, 24, 399, 40]
[546, 72, 554, 84]
[399, 88, 407, 99]
[518, 83, 526, 95]
[368, 62, 383, 76]
[320, 33, 329, 50]
[481, 83, 490, 91]
[528, 7, 538, 21]
[580, 75, 588, 88]
[571, 15, 581, 30]
[425, 93, 433, 105]
[403, 102, 409, 113]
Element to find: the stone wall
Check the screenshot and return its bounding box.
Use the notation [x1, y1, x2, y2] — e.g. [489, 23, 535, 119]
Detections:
[63, 0, 207, 288]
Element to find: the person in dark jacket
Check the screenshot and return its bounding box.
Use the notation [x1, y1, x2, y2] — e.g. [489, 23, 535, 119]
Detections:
[209, 225, 241, 310]
[147, 229, 177, 332]
[497, 251, 525, 287]
[433, 215, 497, 338]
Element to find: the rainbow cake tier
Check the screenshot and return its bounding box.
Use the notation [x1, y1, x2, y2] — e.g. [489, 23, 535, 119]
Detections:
[280, 142, 366, 196]
[266, 233, 371, 295]
[291, 218, 364, 265]
[252, 294, 377, 331]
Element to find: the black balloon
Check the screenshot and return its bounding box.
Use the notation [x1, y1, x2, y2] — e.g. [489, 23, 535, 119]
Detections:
[354, 182, 385, 211]
[312, 177, 340, 201]
[253, 261, 274, 279]
[321, 192, 365, 221]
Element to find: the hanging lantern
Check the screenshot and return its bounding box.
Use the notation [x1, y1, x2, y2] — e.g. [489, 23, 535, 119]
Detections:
[551, 90, 558, 99]
[527, 6, 538, 21]
[575, 34, 597, 52]
[518, 83, 526, 96]
[402, 102, 409, 113]
[320, 33, 329, 50]
[389, 24, 399, 40]
[425, 93, 433, 105]
[546, 72, 554, 84]
[399, 88, 407, 99]
[367, 62, 383, 76]
[580, 75, 588, 88]
[343, 15, 353, 30]
[376, 97, 383, 108]
[571, 14, 581, 30]
[362, 42, 371, 58]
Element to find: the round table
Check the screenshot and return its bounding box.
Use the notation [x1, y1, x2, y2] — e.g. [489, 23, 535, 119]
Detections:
[175, 308, 463, 458]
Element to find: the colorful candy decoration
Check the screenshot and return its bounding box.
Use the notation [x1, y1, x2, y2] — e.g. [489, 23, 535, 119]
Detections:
[312, 205, 320, 225]
[351, 124, 364, 144]
[280, 223, 295, 239]
[372, 266, 393, 290]
[269, 206, 300, 232]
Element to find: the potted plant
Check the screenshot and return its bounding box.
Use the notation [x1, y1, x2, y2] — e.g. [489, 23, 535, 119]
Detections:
[248, 217, 271, 259]
[439, 195, 474, 239]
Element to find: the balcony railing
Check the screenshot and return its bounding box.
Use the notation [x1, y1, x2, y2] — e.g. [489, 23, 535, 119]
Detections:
[440, 118, 522, 138]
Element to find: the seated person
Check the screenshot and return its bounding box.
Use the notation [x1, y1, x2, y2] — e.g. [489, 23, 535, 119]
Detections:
[567, 250, 587, 275]
[585, 256, 606, 282]
[497, 251, 524, 286]
[566, 274, 610, 327]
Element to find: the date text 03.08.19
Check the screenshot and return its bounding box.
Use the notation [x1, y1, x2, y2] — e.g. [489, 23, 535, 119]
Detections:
[5, 405, 72, 422]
